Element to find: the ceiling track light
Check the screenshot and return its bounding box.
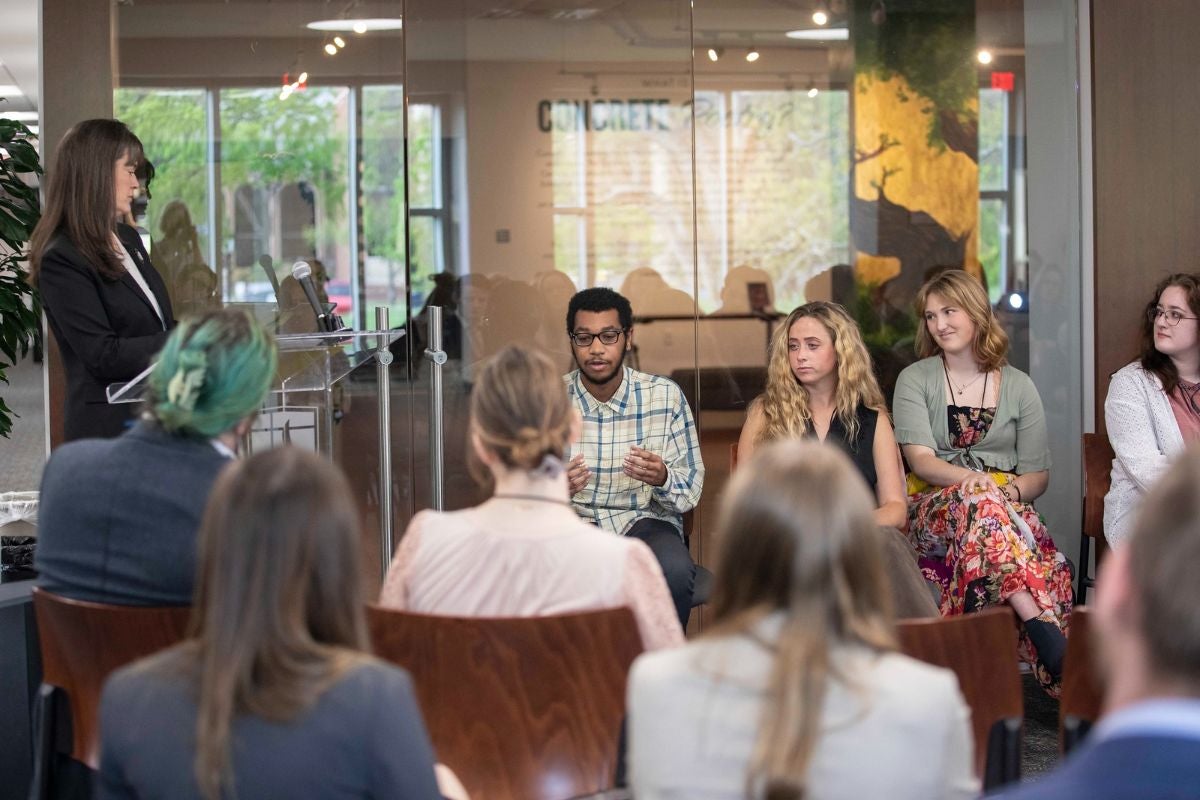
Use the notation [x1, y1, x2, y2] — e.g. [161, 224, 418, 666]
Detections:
[745, 47, 760, 63]
[706, 46, 723, 62]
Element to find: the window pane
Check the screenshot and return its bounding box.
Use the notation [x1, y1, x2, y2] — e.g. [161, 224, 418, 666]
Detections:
[408, 215, 441, 310]
[728, 89, 850, 312]
[219, 87, 350, 317]
[554, 213, 586, 286]
[114, 88, 214, 317]
[979, 88, 1008, 192]
[979, 198, 1007, 303]
[362, 84, 408, 320]
[408, 103, 439, 209]
[588, 100, 695, 293]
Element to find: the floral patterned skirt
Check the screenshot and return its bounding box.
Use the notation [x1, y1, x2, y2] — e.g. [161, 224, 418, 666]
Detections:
[909, 484, 1074, 695]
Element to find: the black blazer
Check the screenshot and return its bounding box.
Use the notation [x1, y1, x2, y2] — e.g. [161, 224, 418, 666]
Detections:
[38, 223, 175, 441]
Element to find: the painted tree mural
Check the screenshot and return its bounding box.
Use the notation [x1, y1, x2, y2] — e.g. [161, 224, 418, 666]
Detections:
[850, 0, 980, 304]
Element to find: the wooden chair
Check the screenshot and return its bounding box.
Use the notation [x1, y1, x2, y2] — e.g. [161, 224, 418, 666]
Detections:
[897, 607, 1023, 791]
[30, 588, 190, 795]
[367, 606, 644, 800]
[1059, 606, 1104, 754]
[1079, 433, 1115, 604]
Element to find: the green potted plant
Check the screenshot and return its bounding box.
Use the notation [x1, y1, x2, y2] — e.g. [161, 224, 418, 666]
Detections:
[0, 116, 42, 438]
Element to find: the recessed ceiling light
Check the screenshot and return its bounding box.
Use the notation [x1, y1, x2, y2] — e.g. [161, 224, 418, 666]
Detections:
[812, 10, 829, 25]
[745, 48, 760, 62]
[0, 84, 23, 97]
[306, 18, 403, 32]
[977, 48, 994, 64]
[786, 27, 849, 41]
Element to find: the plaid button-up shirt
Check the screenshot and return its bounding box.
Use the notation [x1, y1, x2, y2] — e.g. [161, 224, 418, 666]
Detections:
[564, 366, 704, 537]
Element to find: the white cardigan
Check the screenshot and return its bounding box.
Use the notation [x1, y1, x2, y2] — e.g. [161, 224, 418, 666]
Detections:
[1103, 362, 1185, 547]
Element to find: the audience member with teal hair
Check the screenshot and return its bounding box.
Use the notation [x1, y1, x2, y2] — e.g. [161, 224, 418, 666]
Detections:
[145, 308, 277, 442]
[36, 308, 279, 606]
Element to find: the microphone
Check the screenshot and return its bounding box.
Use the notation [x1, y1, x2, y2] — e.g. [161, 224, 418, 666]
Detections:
[291, 261, 330, 332]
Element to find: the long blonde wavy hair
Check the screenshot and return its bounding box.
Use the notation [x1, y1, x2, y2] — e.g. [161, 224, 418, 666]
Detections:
[914, 269, 1009, 371]
[709, 440, 896, 799]
[756, 301, 887, 443]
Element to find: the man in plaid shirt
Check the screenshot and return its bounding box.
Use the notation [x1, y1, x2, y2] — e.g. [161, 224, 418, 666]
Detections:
[563, 287, 705, 627]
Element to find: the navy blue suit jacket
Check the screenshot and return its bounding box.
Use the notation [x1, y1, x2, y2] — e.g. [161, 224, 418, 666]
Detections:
[34, 421, 231, 606]
[991, 734, 1200, 799]
[38, 223, 174, 441]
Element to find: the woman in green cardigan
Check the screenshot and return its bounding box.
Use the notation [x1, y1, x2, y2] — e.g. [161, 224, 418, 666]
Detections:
[893, 270, 1072, 694]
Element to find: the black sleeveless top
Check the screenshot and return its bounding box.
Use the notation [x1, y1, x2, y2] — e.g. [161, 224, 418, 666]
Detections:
[803, 404, 879, 491]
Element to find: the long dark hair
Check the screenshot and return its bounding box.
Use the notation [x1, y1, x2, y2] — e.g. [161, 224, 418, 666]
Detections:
[185, 447, 368, 800]
[1139, 273, 1200, 394]
[29, 119, 144, 282]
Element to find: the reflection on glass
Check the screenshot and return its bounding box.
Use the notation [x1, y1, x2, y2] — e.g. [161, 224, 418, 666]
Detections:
[727, 89, 850, 312]
[115, 88, 213, 314]
[362, 84, 407, 323]
[219, 87, 350, 318]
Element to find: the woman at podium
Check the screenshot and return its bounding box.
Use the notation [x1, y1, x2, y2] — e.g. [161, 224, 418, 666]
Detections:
[30, 118, 174, 441]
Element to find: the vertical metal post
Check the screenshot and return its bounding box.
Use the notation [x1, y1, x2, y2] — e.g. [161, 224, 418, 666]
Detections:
[375, 307, 395, 577]
[424, 306, 447, 510]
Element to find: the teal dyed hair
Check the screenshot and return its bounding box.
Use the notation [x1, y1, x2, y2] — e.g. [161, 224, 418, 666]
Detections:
[147, 309, 277, 438]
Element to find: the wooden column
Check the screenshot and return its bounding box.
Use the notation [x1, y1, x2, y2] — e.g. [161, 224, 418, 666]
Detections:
[38, 0, 116, 448]
[1092, 1, 1200, 428]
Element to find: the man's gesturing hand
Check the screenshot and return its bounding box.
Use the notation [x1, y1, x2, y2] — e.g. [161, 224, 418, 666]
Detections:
[567, 453, 591, 496]
[624, 445, 667, 487]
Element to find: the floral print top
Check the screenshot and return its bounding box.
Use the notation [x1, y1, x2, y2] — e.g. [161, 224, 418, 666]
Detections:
[948, 405, 996, 450]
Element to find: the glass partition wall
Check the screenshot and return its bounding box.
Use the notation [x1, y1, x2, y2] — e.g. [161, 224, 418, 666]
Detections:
[110, 0, 1083, 596]
[114, 2, 410, 590]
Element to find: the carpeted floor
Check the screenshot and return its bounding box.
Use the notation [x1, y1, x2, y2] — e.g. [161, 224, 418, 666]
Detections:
[0, 353, 46, 493]
[1021, 673, 1062, 779]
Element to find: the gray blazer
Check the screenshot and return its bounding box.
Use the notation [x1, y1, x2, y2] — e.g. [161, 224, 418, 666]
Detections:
[99, 652, 442, 799]
[34, 420, 232, 606]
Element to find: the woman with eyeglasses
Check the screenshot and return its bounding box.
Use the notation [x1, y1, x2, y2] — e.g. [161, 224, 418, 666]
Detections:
[1104, 273, 1200, 548]
[893, 270, 1072, 693]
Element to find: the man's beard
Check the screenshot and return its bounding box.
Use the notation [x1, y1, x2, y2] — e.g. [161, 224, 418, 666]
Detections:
[576, 346, 627, 388]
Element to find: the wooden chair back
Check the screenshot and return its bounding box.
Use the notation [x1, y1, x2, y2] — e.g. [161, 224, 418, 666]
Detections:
[1059, 606, 1104, 754]
[897, 607, 1023, 790]
[1080, 433, 1115, 603]
[367, 606, 644, 800]
[32, 588, 190, 767]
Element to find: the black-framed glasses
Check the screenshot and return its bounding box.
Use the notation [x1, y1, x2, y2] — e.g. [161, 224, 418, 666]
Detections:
[1149, 306, 1200, 327]
[569, 329, 625, 347]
